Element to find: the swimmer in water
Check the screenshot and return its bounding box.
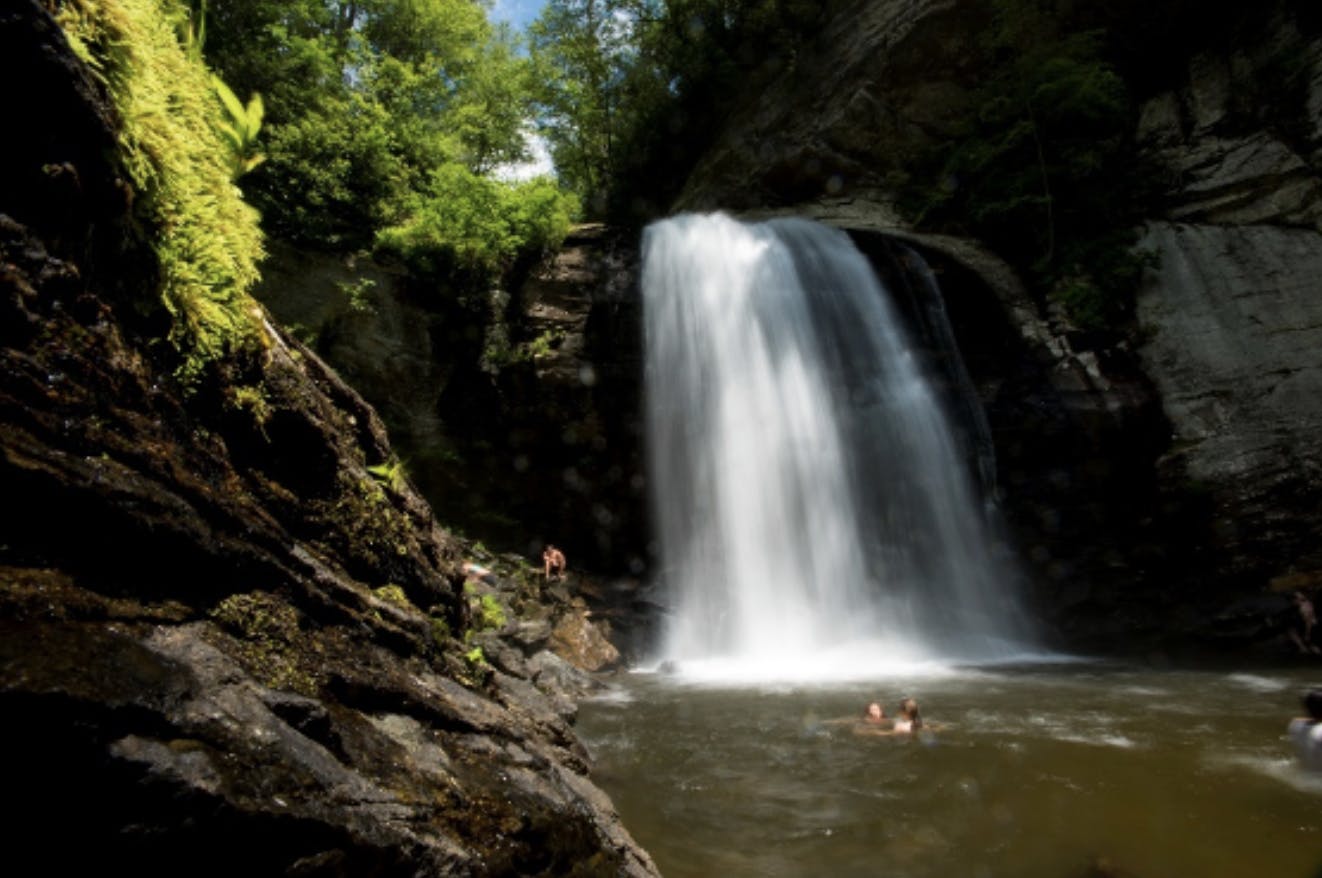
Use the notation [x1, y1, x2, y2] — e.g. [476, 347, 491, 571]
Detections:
[1288, 689, 1322, 771]
[820, 701, 893, 732]
[892, 697, 922, 734]
[863, 701, 890, 725]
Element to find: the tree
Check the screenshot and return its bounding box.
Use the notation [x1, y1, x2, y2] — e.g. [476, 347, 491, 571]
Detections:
[200, 0, 570, 262]
[528, 0, 636, 216]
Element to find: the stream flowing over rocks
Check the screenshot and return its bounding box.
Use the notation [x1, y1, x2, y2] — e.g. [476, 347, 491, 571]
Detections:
[0, 2, 656, 874]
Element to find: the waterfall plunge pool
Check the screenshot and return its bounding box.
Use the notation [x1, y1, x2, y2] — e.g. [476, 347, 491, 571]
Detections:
[625, 213, 1321, 874]
[578, 663, 1322, 877]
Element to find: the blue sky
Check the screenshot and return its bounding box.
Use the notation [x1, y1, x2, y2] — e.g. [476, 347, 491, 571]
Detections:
[488, 0, 545, 31]
[485, 0, 555, 180]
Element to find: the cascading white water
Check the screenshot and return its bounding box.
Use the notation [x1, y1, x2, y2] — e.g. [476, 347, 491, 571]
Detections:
[642, 213, 1032, 681]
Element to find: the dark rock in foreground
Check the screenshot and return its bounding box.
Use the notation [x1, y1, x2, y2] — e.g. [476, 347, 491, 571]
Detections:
[0, 2, 655, 874]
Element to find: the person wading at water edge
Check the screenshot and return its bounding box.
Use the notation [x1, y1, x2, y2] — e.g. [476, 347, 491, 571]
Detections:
[1287, 689, 1322, 771]
[1289, 591, 1320, 655]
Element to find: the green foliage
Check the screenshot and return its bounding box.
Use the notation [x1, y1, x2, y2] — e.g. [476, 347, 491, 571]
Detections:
[366, 457, 407, 491]
[200, 0, 550, 259]
[901, 0, 1156, 330]
[528, 0, 632, 215]
[464, 645, 487, 667]
[542, 0, 844, 221]
[375, 168, 577, 279]
[338, 277, 379, 314]
[461, 587, 507, 633]
[211, 74, 266, 178]
[429, 614, 452, 649]
[448, 24, 535, 173]
[57, 0, 267, 385]
[476, 593, 507, 630]
[484, 327, 564, 370]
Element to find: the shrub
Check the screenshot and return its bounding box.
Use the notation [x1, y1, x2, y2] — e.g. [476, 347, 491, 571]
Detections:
[375, 167, 577, 283]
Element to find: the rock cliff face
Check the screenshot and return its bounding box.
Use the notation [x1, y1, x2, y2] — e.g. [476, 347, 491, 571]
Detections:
[1136, 224, 1322, 587]
[673, 0, 1322, 651]
[1128, 19, 1322, 604]
[1, 3, 656, 874]
[257, 228, 650, 582]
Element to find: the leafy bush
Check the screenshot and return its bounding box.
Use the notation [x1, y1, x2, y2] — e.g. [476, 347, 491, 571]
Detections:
[375, 167, 577, 280]
[202, 0, 539, 259]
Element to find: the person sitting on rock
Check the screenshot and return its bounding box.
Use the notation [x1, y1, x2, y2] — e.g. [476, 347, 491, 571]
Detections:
[542, 544, 566, 581]
[1287, 689, 1322, 771]
[461, 561, 495, 584]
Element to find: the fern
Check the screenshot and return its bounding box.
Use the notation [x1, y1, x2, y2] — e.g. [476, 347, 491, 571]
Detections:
[56, 0, 267, 386]
[212, 74, 266, 178]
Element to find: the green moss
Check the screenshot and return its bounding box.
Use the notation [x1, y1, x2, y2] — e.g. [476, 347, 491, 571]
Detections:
[57, 0, 267, 386]
[372, 583, 413, 610]
[211, 591, 298, 640]
[457, 643, 492, 687]
[208, 591, 317, 694]
[478, 594, 506, 630]
[429, 615, 452, 649]
[226, 382, 272, 429]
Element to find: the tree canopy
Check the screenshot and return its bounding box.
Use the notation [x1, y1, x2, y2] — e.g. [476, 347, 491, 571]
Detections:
[198, 0, 575, 280]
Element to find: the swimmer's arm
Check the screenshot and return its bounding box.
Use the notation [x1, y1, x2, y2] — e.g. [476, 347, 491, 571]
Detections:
[852, 725, 900, 737]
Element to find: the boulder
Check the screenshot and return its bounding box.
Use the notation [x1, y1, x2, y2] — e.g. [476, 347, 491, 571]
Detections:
[551, 609, 623, 673]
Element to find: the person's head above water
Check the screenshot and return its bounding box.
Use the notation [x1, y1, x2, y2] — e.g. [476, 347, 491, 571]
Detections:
[1304, 690, 1322, 720]
[865, 702, 886, 721]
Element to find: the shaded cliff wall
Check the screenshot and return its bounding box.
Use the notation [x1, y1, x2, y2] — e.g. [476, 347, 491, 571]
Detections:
[0, 2, 657, 873]
[255, 227, 650, 579]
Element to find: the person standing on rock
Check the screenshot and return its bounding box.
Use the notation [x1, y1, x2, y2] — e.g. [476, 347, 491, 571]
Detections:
[543, 544, 566, 581]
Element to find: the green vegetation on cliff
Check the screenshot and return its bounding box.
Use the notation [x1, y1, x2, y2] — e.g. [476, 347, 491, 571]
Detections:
[903, 0, 1157, 331]
[56, 0, 268, 383]
[198, 0, 577, 285]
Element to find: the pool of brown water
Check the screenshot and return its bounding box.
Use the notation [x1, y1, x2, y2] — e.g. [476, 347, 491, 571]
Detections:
[577, 663, 1322, 878]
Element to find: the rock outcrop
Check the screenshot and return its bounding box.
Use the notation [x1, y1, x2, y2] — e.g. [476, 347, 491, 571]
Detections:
[1, 3, 656, 874]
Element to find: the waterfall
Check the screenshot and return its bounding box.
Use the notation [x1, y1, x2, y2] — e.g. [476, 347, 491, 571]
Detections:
[642, 213, 1032, 680]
